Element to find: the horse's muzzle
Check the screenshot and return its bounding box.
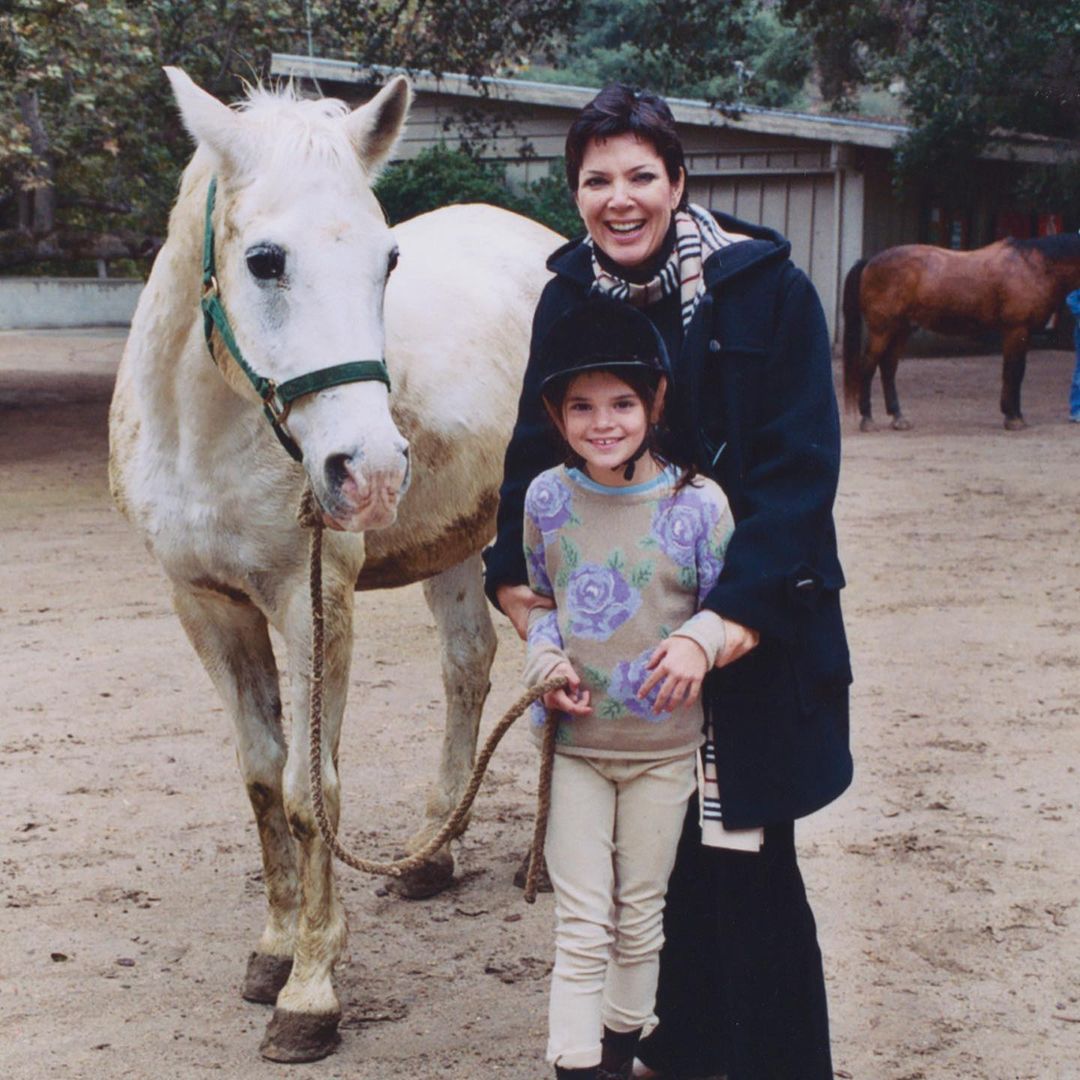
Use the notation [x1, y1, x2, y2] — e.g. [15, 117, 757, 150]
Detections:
[320, 443, 409, 532]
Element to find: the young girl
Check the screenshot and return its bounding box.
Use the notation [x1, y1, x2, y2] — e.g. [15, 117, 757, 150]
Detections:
[521, 297, 735, 1080]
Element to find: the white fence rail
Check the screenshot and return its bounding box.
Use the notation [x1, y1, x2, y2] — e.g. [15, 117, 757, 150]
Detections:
[0, 278, 143, 330]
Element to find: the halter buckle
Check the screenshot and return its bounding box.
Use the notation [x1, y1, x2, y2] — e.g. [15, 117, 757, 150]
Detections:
[262, 380, 292, 424]
[202, 275, 220, 302]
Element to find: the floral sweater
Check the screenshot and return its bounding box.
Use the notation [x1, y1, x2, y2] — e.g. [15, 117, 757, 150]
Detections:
[523, 464, 734, 758]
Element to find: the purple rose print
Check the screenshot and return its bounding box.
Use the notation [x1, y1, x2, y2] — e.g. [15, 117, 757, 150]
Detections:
[531, 700, 573, 745]
[566, 563, 641, 641]
[652, 492, 716, 567]
[608, 646, 663, 721]
[695, 537, 723, 604]
[526, 542, 553, 595]
[527, 609, 563, 650]
[526, 471, 573, 532]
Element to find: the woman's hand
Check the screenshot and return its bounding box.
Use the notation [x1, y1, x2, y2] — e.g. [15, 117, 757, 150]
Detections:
[496, 583, 555, 641]
[542, 661, 592, 716]
[715, 619, 760, 668]
[638, 636, 709, 714]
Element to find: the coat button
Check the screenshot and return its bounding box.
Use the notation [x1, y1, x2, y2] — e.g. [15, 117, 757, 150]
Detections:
[708, 339, 721, 353]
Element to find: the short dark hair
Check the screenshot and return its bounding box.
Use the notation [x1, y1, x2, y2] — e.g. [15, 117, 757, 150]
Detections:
[565, 84, 687, 207]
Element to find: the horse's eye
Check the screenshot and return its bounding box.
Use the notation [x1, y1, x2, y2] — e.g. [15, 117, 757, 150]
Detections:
[246, 244, 286, 281]
[387, 247, 399, 275]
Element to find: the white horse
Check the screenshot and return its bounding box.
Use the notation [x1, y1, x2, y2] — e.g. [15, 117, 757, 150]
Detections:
[108, 68, 558, 1062]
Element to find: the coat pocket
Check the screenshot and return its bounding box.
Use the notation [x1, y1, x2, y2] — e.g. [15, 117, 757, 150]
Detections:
[790, 587, 852, 714]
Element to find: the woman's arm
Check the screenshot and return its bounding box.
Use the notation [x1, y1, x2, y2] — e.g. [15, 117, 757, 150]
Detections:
[482, 283, 572, 610]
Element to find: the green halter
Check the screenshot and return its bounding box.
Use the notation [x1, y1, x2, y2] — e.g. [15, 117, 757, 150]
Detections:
[200, 176, 392, 462]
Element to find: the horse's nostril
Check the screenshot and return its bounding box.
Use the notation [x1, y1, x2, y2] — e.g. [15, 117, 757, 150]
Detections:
[325, 453, 352, 492]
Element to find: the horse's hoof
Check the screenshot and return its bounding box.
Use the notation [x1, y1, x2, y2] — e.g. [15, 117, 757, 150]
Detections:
[858, 416, 878, 432]
[242, 951, 292, 1005]
[259, 1007, 341, 1062]
[388, 847, 455, 899]
[890, 415, 912, 431]
[513, 850, 552, 893]
[1004, 416, 1027, 431]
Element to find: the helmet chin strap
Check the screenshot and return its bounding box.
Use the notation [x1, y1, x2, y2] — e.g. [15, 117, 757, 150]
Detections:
[615, 438, 652, 482]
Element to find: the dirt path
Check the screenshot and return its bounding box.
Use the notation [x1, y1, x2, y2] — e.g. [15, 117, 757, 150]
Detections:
[1, 329, 1077, 1079]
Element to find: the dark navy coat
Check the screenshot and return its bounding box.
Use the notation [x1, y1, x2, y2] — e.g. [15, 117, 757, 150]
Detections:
[483, 214, 853, 828]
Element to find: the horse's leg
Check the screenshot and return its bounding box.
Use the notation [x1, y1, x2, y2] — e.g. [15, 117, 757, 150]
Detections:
[858, 327, 888, 432]
[880, 333, 912, 431]
[1001, 328, 1029, 430]
[171, 587, 299, 1005]
[261, 570, 354, 1063]
[394, 552, 497, 899]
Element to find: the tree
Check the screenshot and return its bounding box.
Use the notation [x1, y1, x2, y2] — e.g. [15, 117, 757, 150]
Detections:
[0, 0, 578, 274]
[783, 0, 1080, 204]
[893, 0, 1080, 203]
[536, 0, 810, 109]
[0, 1, 308, 272]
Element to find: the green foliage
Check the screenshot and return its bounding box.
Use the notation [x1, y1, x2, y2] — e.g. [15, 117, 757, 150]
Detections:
[1, 0, 309, 271]
[538, 0, 810, 109]
[894, 0, 1080, 201]
[784, 0, 1080, 206]
[374, 145, 580, 238]
[0, 0, 577, 272]
[315, 0, 577, 79]
[780, 0, 906, 111]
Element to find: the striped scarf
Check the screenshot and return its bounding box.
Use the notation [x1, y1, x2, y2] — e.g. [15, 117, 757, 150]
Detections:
[698, 719, 764, 852]
[588, 203, 743, 329]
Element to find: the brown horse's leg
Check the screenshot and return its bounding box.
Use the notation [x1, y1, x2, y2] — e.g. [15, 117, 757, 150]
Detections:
[880, 334, 912, 431]
[1001, 328, 1029, 430]
[861, 327, 909, 431]
[857, 328, 887, 431]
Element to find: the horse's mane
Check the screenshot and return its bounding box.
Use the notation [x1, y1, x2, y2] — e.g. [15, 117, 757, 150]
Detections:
[229, 82, 360, 173]
[1007, 233, 1080, 260]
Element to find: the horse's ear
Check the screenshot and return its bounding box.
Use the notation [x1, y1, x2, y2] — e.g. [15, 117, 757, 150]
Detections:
[165, 66, 244, 166]
[344, 75, 412, 177]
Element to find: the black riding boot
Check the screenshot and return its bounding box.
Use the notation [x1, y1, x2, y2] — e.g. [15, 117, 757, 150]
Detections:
[555, 1066, 599, 1079]
[599, 1026, 641, 1079]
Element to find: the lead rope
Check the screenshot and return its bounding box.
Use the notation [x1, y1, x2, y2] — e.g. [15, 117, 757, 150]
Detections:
[297, 489, 564, 903]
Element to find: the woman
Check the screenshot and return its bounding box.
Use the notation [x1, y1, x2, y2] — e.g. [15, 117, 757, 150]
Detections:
[483, 84, 852, 1080]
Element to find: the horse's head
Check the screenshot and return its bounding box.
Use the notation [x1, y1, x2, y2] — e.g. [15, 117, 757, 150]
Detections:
[166, 67, 412, 532]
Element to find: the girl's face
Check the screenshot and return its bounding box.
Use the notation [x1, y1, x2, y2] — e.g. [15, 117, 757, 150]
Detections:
[556, 370, 664, 487]
[574, 133, 685, 269]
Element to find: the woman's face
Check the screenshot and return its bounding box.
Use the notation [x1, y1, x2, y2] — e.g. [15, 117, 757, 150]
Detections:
[575, 133, 685, 270]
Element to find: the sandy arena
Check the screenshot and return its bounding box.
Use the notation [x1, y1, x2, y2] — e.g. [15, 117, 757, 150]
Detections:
[1, 328, 1077, 1079]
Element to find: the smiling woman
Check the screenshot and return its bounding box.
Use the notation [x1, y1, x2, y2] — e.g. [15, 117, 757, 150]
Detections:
[574, 134, 684, 270]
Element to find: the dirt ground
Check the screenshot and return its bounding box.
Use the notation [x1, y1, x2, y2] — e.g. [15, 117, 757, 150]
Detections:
[1, 328, 1078, 1080]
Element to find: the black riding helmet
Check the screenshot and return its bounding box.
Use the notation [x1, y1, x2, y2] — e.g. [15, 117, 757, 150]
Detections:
[537, 296, 672, 481]
[536, 295, 671, 399]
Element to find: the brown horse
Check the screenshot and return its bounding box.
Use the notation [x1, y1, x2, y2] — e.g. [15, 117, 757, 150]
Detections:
[843, 233, 1080, 430]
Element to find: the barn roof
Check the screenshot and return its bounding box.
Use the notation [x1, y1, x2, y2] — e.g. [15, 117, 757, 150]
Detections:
[271, 54, 1075, 165]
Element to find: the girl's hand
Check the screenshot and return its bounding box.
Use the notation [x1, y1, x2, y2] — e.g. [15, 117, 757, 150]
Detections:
[715, 619, 759, 668]
[496, 583, 555, 641]
[638, 636, 709, 714]
[542, 661, 592, 716]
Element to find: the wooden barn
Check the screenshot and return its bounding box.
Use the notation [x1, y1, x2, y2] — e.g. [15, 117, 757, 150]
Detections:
[272, 54, 1076, 341]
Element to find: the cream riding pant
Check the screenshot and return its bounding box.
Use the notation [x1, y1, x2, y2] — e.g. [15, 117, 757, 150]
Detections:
[544, 750, 697, 1069]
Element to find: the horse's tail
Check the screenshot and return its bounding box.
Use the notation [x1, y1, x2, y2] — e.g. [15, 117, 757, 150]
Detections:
[841, 258, 868, 412]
